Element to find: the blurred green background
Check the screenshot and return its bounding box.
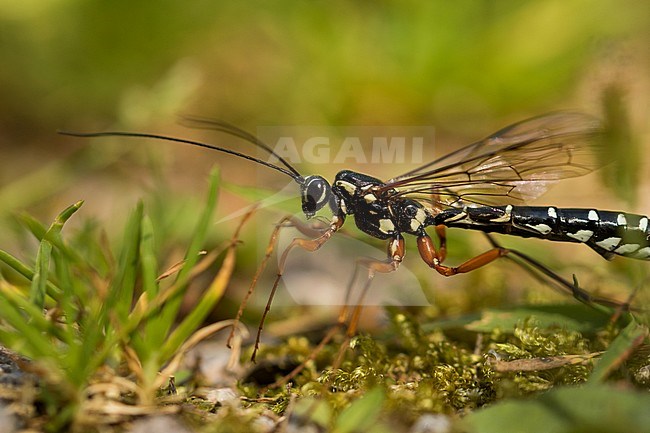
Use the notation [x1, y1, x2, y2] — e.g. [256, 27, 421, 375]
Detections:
[0, 0, 649, 313]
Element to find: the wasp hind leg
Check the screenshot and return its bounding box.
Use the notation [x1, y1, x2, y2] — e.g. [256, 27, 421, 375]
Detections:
[417, 226, 630, 311]
[417, 226, 510, 276]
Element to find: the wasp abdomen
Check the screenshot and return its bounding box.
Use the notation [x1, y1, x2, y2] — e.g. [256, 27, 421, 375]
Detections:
[555, 208, 650, 260]
[436, 206, 650, 260]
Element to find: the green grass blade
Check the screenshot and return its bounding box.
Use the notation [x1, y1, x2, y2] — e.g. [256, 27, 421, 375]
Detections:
[70, 301, 112, 386]
[49, 201, 85, 235]
[139, 216, 158, 298]
[134, 215, 161, 359]
[108, 202, 144, 322]
[157, 168, 220, 339]
[588, 319, 648, 383]
[0, 287, 65, 355]
[160, 244, 235, 361]
[461, 304, 612, 334]
[462, 385, 650, 433]
[16, 201, 85, 262]
[222, 180, 300, 214]
[0, 249, 62, 297]
[30, 239, 52, 308]
[600, 87, 640, 206]
[29, 201, 84, 309]
[335, 387, 385, 433]
[52, 247, 80, 327]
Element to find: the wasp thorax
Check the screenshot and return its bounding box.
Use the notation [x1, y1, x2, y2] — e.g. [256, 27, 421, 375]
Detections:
[301, 175, 332, 218]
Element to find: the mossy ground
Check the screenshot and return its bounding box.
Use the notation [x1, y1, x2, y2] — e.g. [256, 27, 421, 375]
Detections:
[1, 194, 649, 432]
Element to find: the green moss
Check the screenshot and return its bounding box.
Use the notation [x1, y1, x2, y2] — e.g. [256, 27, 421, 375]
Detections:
[488, 318, 593, 395]
[235, 302, 646, 432]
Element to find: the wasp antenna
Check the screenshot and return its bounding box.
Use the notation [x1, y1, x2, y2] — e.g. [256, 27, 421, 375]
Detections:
[179, 116, 303, 179]
[58, 130, 304, 182]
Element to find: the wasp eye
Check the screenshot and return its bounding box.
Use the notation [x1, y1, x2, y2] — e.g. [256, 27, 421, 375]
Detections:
[301, 176, 332, 218]
[307, 180, 326, 203]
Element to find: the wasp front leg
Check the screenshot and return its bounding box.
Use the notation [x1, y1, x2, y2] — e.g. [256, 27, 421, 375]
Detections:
[249, 213, 346, 362]
[268, 234, 405, 389]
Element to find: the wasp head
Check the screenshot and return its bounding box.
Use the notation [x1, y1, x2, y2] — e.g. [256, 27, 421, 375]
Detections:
[300, 175, 332, 218]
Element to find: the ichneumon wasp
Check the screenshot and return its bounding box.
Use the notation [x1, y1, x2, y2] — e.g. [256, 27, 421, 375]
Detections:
[61, 112, 644, 380]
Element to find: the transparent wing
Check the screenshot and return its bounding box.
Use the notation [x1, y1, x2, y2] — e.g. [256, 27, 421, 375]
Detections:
[381, 112, 604, 209]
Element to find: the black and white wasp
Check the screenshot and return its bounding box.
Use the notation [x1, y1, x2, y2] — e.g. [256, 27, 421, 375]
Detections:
[62, 112, 643, 361]
[62, 112, 648, 267]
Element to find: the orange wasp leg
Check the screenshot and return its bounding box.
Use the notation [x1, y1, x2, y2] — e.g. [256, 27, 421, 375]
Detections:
[417, 230, 509, 276]
[268, 235, 405, 389]
[248, 216, 345, 362]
